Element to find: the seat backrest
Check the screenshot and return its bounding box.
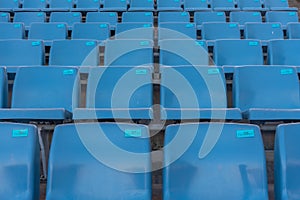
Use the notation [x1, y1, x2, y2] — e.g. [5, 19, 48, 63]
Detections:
[265, 11, 299, 27]
[159, 39, 208, 66]
[28, 23, 67, 42]
[184, 0, 209, 10]
[244, 22, 283, 40]
[46, 122, 151, 199]
[194, 11, 226, 26]
[13, 12, 45, 28]
[12, 67, 80, 112]
[103, 0, 127, 10]
[287, 22, 300, 39]
[268, 39, 300, 65]
[49, 39, 99, 66]
[129, 0, 154, 10]
[158, 12, 190, 23]
[122, 12, 153, 23]
[0, 123, 39, 200]
[0, 0, 20, 9]
[213, 39, 263, 66]
[0, 39, 44, 66]
[202, 22, 240, 40]
[159, 22, 196, 40]
[104, 39, 153, 66]
[50, 12, 82, 28]
[0, 12, 10, 22]
[72, 23, 110, 42]
[275, 123, 300, 200]
[230, 11, 262, 26]
[49, 0, 74, 9]
[237, 0, 263, 9]
[0, 23, 24, 39]
[164, 122, 268, 200]
[115, 22, 153, 40]
[157, 0, 181, 10]
[76, 0, 100, 9]
[233, 66, 300, 112]
[22, 0, 47, 8]
[86, 12, 118, 27]
[211, 0, 236, 9]
[264, 0, 290, 9]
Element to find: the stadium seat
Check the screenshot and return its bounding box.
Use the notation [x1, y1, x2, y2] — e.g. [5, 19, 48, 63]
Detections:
[164, 122, 268, 199]
[158, 12, 190, 24]
[233, 66, 300, 120]
[73, 67, 153, 120]
[157, 0, 182, 11]
[160, 66, 241, 120]
[158, 22, 197, 40]
[194, 11, 226, 29]
[0, 67, 80, 121]
[265, 11, 299, 29]
[50, 12, 82, 30]
[237, 0, 266, 11]
[244, 23, 283, 45]
[72, 23, 110, 43]
[159, 39, 208, 66]
[104, 39, 153, 66]
[0, 0, 20, 11]
[0, 40, 44, 72]
[275, 123, 300, 200]
[49, 40, 99, 67]
[115, 23, 154, 40]
[72, 0, 100, 11]
[211, 0, 239, 11]
[0, 23, 24, 39]
[230, 11, 262, 29]
[287, 22, 300, 39]
[102, 0, 127, 11]
[14, 0, 47, 11]
[0, 123, 39, 200]
[264, 0, 297, 11]
[268, 39, 300, 65]
[0, 12, 9, 22]
[201, 22, 240, 46]
[86, 12, 118, 30]
[122, 12, 153, 23]
[28, 23, 68, 46]
[47, 0, 74, 11]
[13, 12, 46, 30]
[213, 39, 263, 67]
[184, 0, 210, 11]
[46, 122, 152, 199]
[129, 0, 154, 11]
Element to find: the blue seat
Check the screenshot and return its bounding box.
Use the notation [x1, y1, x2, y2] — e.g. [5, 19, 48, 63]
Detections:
[50, 12, 82, 30]
[264, 0, 297, 11]
[265, 11, 299, 29]
[159, 39, 208, 66]
[230, 11, 262, 29]
[115, 23, 153, 40]
[0, 123, 39, 200]
[47, 0, 74, 11]
[72, 23, 110, 43]
[158, 12, 190, 24]
[122, 12, 153, 23]
[104, 39, 153, 66]
[237, 0, 266, 11]
[275, 123, 300, 200]
[14, 0, 47, 11]
[164, 122, 268, 199]
[184, 0, 210, 11]
[287, 22, 300, 39]
[0, 67, 80, 121]
[0, 0, 20, 11]
[244, 23, 283, 45]
[0, 23, 24, 39]
[157, 0, 182, 11]
[233, 66, 300, 120]
[72, 0, 100, 11]
[268, 39, 300, 65]
[0, 40, 44, 72]
[194, 11, 226, 29]
[128, 0, 154, 11]
[46, 122, 152, 199]
[13, 12, 46, 30]
[86, 12, 118, 30]
[201, 22, 240, 46]
[28, 23, 68, 46]
[102, 0, 127, 11]
[211, 0, 239, 11]
[49, 40, 99, 66]
[74, 67, 153, 120]
[213, 39, 263, 66]
[160, 66, 241, 120]
[158, 22, 197, 40]
[0, 12, 9, 22]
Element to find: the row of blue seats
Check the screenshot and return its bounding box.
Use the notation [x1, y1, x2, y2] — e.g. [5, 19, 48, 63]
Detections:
[1, 121, 299, 199]
[0, 11, 298, 30]
[0, 0, 296, 12]
[1, 66, 300, 121]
